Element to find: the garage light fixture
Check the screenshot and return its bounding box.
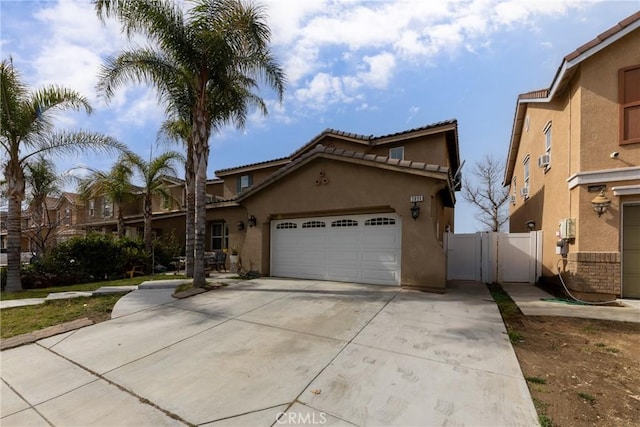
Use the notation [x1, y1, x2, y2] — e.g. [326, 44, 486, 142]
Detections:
[237, 221, 245, 231]
[591, 190, 611, 217]
[248, 215, 257, 227]
[410, 202, 420, 220]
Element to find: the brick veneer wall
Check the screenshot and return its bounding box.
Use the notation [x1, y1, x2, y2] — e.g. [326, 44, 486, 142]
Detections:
[564, 252, 621, 297]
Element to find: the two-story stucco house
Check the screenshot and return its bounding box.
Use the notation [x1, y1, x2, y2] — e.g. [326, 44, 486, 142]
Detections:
[504, 12, 640, 300]
[147, 119, 461, 291]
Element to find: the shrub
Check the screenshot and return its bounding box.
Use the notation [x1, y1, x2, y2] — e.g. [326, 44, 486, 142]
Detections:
[24, 233, 149, 287]
[153, 231, 182, 270]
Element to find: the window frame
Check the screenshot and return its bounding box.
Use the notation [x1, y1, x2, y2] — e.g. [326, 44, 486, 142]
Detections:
[237, 174, 253, 192]
[523, 155, 530, 197]
[89, 199, 95, 217]
[210, 221, 229, 251]
[103, 197, 113, 218]
[389, 146, 404, 160]
[619, 65, 640, 145]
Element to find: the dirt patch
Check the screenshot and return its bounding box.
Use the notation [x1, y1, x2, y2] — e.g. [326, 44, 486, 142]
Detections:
[507, 310, 640, 426]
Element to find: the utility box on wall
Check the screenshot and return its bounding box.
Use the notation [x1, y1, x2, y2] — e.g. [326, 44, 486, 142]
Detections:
[559, 218, 576, 239]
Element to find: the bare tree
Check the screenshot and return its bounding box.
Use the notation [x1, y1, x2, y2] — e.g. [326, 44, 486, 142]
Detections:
[462, 155, 510, 232]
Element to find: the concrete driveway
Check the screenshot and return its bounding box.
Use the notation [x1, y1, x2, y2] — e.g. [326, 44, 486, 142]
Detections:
[1, 279, 538, 426]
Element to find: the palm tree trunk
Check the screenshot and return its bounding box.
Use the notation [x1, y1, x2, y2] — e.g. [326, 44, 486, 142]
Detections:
[192, 112, 210, 288]
[117, 209, 126, 239]
[185, 143, 195, 278]
[144, 197, 153, 254]
[4, 163, 24, 292]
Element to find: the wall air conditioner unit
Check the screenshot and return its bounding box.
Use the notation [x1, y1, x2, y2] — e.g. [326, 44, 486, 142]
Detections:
[520, 187, 529, 198]
[537, 154, 550, 168]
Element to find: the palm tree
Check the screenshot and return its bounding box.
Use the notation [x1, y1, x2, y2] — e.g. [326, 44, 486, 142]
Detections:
[0, 58, 125, 292]
[158, 117, 195, 277]
[23, 156, 65, 256]
[77, 161, 135, 238]
[123, 151, 183, 253]
[96, 0, 285, 287]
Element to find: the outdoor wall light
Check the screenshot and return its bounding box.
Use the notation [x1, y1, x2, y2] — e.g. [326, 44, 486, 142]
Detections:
[237, 221, 245, 231]
[591, 190, 611, 217]
[410, 202, 420, 220]
[525, 220, 535, 231]
[248, 215, 257, 227]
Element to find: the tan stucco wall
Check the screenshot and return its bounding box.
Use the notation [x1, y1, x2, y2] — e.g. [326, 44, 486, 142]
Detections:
[241, 157, 450, 289]
[369, 133, 450, 167]
[508, 29, 640, 290]
[220, 164, 287, 199]
[580, 31, 640, 170]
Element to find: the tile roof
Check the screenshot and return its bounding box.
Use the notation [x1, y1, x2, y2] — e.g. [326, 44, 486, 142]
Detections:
[238, 143, 451, 201]
[289, 119, 458, 160]
[564, 11, 640, 62]
[504, 11, 640, 185]
[214, 156, 290, 175]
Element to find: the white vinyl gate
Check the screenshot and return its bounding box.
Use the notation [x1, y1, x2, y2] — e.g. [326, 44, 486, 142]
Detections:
[445, 231, 542, 284]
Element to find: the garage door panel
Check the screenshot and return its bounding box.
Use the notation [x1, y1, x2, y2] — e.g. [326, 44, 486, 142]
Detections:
[362, 269, 398, 284]
[271, 214, 401, 286]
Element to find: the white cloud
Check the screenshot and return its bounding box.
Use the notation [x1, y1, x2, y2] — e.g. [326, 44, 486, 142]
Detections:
[295, 73, 354, 108]
[358, 52, 396, 88]
[274, 0, 588, 111]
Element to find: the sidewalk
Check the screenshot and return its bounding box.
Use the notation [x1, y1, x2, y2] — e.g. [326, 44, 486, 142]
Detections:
[502, 283, 640, 323]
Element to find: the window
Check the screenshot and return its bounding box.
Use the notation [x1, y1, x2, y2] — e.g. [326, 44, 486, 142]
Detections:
[331, 219, 358, 227]
[544, 121, 552, 152]
[64, 208, 71, 225]
[389, 146, 404, 160]
[89, 199, 95, 217]
[365, 217, 396, 226]
[522, 156, 530, 198]
[162, 195, 171, 210]
[237, 174, 253, 192]
[103, 197, 113, 218]
[276, 222, 297, 229]
[620, 65, 640, 145]
[211, 222, 228, 250]
[302, 221, 325, 228]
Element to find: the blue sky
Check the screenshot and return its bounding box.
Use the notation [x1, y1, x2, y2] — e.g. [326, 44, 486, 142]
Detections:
[1, 0, 638, 232]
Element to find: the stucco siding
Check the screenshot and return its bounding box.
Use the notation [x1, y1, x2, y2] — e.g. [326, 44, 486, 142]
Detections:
[241, 158, 449, 289]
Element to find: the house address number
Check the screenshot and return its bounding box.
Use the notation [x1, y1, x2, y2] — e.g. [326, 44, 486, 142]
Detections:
[409, 195, 424, 203]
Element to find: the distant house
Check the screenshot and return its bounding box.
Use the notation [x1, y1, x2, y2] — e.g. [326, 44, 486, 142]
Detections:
[504, 12, 640, 299]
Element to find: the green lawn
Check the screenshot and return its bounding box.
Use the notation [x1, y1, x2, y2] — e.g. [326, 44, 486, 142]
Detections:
[0, 274, 187, 339]
[0, 274, 186, 300]
[1, 295, 122, 338]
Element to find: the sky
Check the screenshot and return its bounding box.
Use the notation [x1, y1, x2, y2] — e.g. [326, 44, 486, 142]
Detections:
[1, 0, 638, 232]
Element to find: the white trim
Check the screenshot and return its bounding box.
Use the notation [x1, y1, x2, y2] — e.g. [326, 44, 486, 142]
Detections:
[567, 167, 640, 189]
[520, 20, 640, 106]
[612, 185, 640, 196]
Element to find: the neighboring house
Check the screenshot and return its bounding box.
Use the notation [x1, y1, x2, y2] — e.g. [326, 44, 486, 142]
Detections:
[53, 193, 87, 243]
[504, 12, 640, 299]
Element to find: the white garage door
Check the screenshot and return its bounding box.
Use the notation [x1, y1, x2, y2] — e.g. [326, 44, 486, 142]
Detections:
[271, 214, 401, 286]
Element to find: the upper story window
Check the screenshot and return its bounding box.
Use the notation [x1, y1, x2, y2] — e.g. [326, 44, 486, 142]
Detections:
[237, 174, 253, 192]
[162, 194, 171, 210]
[389, 146, 404, 160]
[522, 155, 530, 199]
[64, 208, 71, 224]
[89, 199, 95, 217]
[544, 121, 552, 152]
[619, 65, 640, 145]
[103, 197, 113, 218]
[538, 121, 552, 172]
